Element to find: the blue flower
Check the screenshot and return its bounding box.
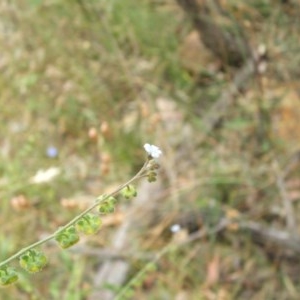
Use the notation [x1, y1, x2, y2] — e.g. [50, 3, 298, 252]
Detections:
[46, 146, 58, 158]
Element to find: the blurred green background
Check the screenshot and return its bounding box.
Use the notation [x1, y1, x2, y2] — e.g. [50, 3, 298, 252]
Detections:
[1, 0, 300, 299]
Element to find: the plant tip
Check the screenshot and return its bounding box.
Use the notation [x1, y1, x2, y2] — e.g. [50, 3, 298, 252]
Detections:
[144, 143, 162, 158]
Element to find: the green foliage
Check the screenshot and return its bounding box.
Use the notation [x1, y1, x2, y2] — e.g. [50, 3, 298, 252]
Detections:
[110, 0, 178, 56]
[249, 0, 272, 17]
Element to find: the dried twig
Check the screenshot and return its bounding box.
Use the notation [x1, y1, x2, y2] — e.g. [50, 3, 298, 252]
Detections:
[240, 220, 300, 254]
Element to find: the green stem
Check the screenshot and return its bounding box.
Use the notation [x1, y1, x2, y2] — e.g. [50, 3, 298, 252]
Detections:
[0, 159, 150, 268]
[115, 246, 170, 300]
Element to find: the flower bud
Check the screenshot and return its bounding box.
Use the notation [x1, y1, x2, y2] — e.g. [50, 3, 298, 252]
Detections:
[100, 121, 112, 139]
[88, 127, 98, 140]
[97, 196, 117, 214]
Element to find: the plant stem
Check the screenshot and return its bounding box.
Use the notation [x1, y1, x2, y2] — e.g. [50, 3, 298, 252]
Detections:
[0, 159, 149, 268]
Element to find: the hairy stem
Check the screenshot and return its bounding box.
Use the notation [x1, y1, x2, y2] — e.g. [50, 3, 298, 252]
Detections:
[0, 159, 149, 268]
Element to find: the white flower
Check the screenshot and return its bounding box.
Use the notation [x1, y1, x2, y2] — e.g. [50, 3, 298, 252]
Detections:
[143, 143, 162, 158]
[170, 224, 181, 233]
[30, 167, 60, 184]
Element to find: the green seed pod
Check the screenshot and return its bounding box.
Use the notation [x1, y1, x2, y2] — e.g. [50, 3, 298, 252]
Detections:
[0, 266, 19, 286]
[98, 196, 117, 214]
[19, 249, 47, 273]
[76, 213, 102, 235]
[55, 226, 80, 249]
[121, 185, 137, 199]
